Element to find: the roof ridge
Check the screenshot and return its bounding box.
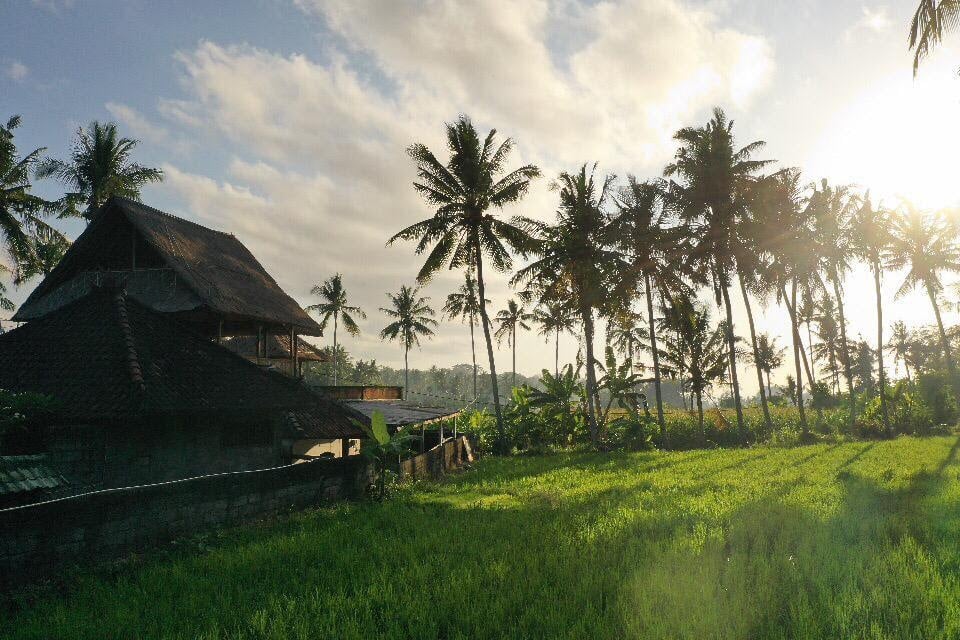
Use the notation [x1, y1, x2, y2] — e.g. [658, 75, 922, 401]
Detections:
[112, 196, 235, 237]
[114, 290, 146, 392]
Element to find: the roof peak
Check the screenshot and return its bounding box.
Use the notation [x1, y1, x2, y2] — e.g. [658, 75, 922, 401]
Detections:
[107, 196, 235, 238]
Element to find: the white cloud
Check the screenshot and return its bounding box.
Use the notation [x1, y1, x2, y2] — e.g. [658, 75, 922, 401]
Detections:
[5, 61, 28, 81]
[105, 102, 194, 154]
[844, 5, 892, 41]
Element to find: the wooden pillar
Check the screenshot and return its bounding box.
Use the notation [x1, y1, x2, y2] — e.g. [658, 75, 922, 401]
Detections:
[340, 438, 350, 458]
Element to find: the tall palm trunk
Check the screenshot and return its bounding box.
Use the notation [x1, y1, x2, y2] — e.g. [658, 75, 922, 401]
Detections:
[806, 320, 817, 385]
[511, 326, 517, 390]
[873, 262, 892, 437]
[832, 278, 856, 432]
[580, 303, 601, 447]
[719, 274, 746, 441]
[469, 316, 477, 399]
[926, 282, 958, 384]
[474, 253, 505, 451]
[404, 345, 409, 401]
[783, 290, 817, 392]
[331, 314, 339, 386]
[695, 388, 705, 444]
[738, 271, 773, 435]
[787, 281, 808, 432]
[554, 327, 560, 378]
[644, 271, 666, 444]
[766, 370, 773, 398]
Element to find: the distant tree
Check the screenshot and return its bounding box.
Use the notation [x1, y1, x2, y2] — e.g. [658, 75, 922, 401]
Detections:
[909, 0, 960, 75]
[495, 298, 533, 390]
[37, 121, 162, 221]
[605, 307, 647, 376]
[15, 225, 70, 284]
[886, 205, 960, 386]
[0, 115, 55, 274]
[665, 107, 773, 440]
[812, 294, 843, 393]
[443, 272, 487, 398]
[379, 285, 437, 399]
[851, 340, 878, 396]
[750, 333, 787, 399]
[307, 273, 367, 386]
[392, 115, 540, 450]
[532, 298, 576, 378]
[887, 320, 914, 382]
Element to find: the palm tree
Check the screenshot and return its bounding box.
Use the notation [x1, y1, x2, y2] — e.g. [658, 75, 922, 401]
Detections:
[14, 225, 71, 285]
[812, 294, 842, 393]
[750, 333, 787, 398]
[665, 107, 773, 440]
[494, 298, 533, 390]
[513, 164, 621, 447]
[37, 121, 162, 221]
[887, 320, 914, 382]
[1, 115, 54, 274]
[532, 299, 576, 378]
[809, 179, 859, 431]
[850, 193, 892, 436]
[307, 273, 367, 386]
[442, 272, 487, 398]
[909, 0, 960, 75]
[886, 205, 960, 385]
[379, 285, 437, 399]
[612, 176, 690, 440]
[390, 115, 540, 450]
[606, 307, 647, 375]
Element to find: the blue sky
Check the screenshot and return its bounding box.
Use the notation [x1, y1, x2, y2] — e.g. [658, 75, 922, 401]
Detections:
[3, 0, 960, 388]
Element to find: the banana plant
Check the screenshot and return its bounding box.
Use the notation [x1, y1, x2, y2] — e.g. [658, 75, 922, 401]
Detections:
[354, 411, 415, 500]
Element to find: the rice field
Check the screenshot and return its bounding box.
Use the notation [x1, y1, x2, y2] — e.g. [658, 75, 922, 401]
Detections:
[6, 436, 960, 639]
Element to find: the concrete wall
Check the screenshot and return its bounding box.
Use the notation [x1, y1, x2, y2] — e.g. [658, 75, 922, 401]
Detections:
[0, 455, 372, 591]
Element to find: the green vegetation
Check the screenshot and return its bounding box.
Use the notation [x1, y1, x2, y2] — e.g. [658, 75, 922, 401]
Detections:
[7, 436, 960, 639]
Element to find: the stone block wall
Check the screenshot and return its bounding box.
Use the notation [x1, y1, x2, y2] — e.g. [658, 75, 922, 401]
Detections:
[0, 455, 372, 591]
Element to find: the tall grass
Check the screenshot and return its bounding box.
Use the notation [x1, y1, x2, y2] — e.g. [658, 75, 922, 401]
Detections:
[7, 436, 960, 638]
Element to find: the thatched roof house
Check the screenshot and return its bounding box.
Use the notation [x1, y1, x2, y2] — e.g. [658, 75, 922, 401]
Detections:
[13, 197, 322, 338]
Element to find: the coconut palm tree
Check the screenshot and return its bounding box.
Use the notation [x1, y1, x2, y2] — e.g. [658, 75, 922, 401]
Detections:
[611, 176, 691, 440]
[37, 121, 162, 221]
[885, 205, 960, 385]
[909, 0, 960, 75]
[887, 320, 914, 382]
[532, 298, 576, 378]
[812, 294, 843, 393]
[606, 307, 647, 374]
[513, 164, 622, 447]
[307, 273, 367, 386]
[494, 298, 533, 390]
[442, 272, 488, 398]
[750, 333, 787, 399]
[390, 116, 540, 450]
[14, 225, 71, 285]
[850, 193, 892, 436]
[1, 115, 55, 274]
[379, 285, 437, 399]
[664, 107, 773, 440]
[809, 179, 859, 431]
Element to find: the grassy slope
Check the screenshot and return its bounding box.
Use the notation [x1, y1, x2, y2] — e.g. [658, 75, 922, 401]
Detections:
[6, 437, 960, 639]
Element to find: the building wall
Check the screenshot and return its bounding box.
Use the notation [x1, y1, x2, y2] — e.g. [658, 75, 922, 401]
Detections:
[292, 438, 360, 460]
[46, 417, 283, 491]
[0, 456, 373, 591]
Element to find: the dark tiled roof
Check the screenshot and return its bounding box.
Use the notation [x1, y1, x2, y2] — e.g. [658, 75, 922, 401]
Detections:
[0, 289, 361, 437]
[0, 455, 67, 498]
[344, 400, 460, 427]
[223, 335, 329, 362]
[14, 197, 323, 335]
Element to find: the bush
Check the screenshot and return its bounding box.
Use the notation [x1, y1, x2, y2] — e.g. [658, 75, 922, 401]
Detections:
[915, 372, 959, 426]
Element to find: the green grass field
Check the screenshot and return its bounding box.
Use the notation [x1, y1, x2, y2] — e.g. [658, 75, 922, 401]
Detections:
[7, 436, 960, 639]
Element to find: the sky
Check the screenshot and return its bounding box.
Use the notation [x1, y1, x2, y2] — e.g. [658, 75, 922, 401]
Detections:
[3, 0, 960, 393]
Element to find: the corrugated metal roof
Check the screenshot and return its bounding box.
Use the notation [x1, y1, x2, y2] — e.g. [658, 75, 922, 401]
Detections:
[0, 455, 67, 497]
[343, 400, 460, 427]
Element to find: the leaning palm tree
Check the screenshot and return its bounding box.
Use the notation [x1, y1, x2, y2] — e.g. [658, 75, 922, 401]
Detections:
[379, 285, 437, 399]
[850, 193, 892, 436]
[307, 273, 367, 386]
[885, 205, 960, 385]
[809, 178, 859, 431]
[532, 298, 576, 378]
[909, 0, 960, 75]
[442, 272, 488, 398]
[1, 115, 54, 274]
[37, 121, 162, 220]
[514, 164, 622, 447]
[612, 176, 692, 439]
[664, 107, 773, 440]
[887, 320, 914, 382]
[494, 298, 533, 390]
[390, 115, 540, 450]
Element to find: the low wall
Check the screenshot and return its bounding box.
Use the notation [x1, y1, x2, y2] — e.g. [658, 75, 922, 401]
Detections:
[399, 435, 475, 481]
[0, 455, 372, 591]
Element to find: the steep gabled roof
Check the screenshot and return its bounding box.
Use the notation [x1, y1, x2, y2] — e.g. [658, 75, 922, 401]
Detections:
[0, 289, 361, 437]
[13, 197, 322, 335]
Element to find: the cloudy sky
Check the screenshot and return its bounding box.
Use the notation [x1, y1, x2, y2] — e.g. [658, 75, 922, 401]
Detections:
[3, 0, 960, 391]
